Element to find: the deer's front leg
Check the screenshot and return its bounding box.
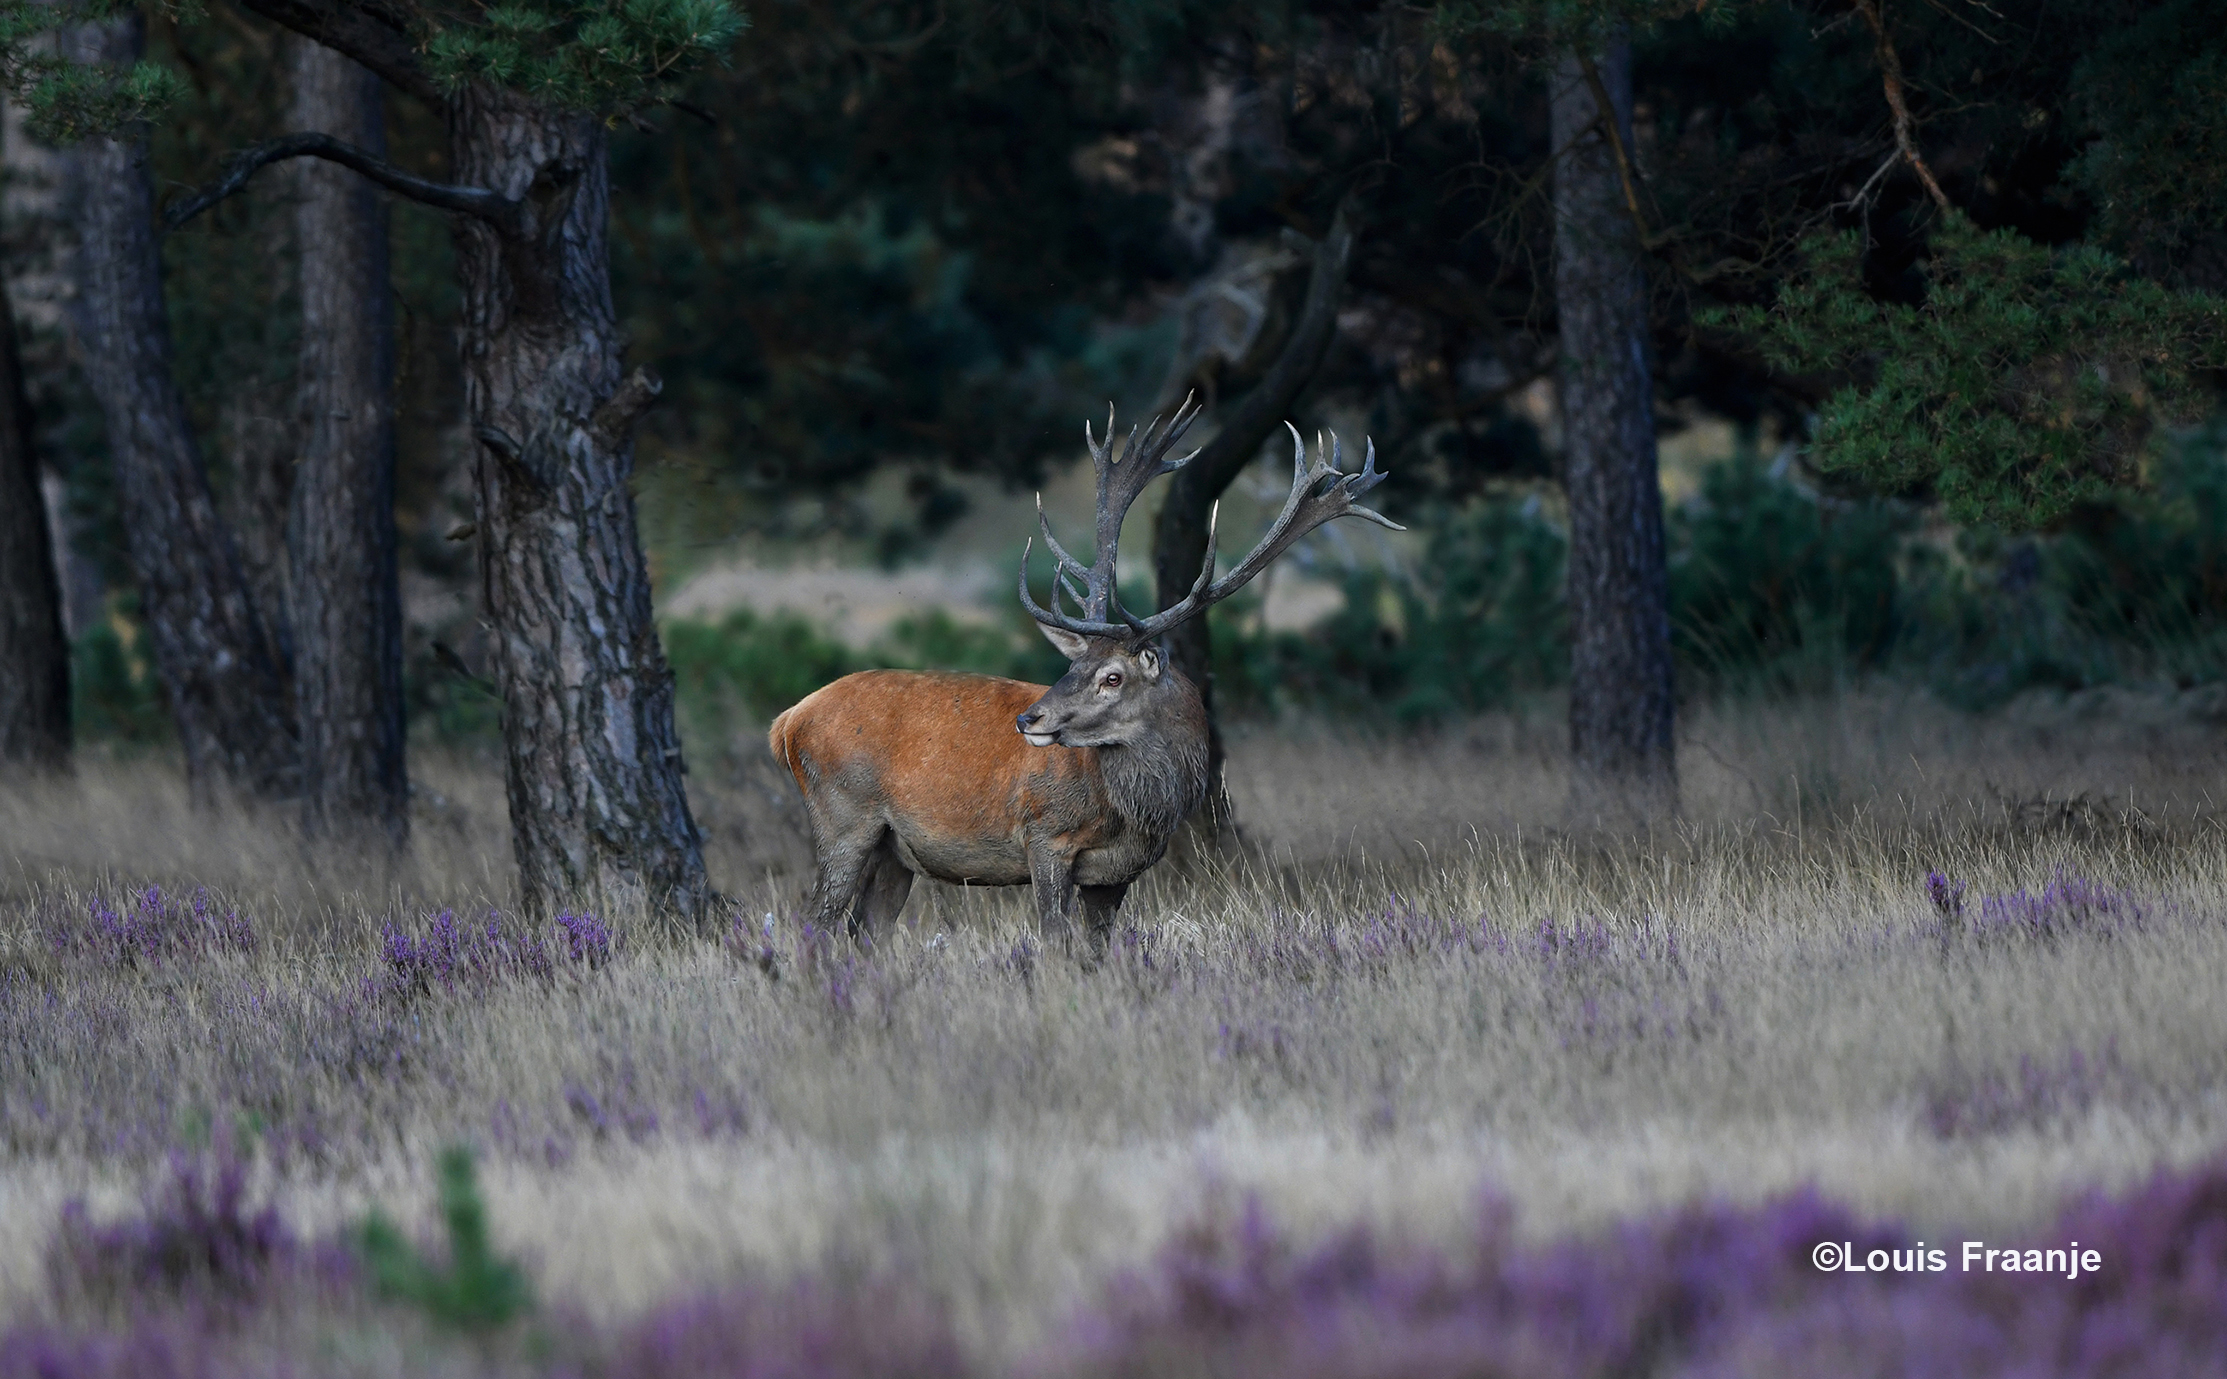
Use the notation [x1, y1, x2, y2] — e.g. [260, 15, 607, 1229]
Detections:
[1078, 883, 1128, 952]
[1024, 839, 1078, 949]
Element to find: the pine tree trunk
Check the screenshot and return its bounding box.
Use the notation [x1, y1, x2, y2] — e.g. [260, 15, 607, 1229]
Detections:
[289, 37, 407, 845]
[66, 16, 297, 797]
[449, 87, 706, 922]
[1550, 38, 1675, 820]
[0, 273, 69, 771]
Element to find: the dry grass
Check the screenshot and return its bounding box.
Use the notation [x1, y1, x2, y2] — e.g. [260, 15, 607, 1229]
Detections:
[5, 684, 2227, 1362]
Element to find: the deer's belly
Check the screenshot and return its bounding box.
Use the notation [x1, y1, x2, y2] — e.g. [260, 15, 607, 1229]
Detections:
[890, 830, 1032, 888]
[1074, 836, 1167, 888]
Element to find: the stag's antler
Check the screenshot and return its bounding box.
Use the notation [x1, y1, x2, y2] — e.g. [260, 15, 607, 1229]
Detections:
[1022, 412, 1402, 645]
[1019, 395, 1205, 638]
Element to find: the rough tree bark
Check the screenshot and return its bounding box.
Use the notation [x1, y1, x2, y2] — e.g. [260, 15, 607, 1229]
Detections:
[177, 1, 706, 918]
[1549, 37, 1675, 819]
[0, 273, 70, 771]
[288, 35, 407, 845]
[66, 16, 298, 797]
[1149, 197, 1356, 823]
[450, 88, 705, 921]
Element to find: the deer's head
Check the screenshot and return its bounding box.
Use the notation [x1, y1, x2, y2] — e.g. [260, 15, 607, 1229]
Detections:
[1015, 398, 1400, 749]
[1015, 633, 1177, 748]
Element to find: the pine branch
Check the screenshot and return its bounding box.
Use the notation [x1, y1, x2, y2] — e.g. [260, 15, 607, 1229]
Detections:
[230, 0, 442, 105]
[163, 133, 521, 235]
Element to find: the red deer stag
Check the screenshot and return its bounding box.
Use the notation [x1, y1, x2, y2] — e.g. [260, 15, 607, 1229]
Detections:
[769, 397, 1399, 948]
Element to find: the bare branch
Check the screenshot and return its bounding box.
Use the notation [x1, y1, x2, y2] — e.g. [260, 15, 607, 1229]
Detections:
[1852, 0, 1952, 213]
[588, 367, 664, 450]
[163, 133, 520, 236]
[663, 97, 719, 126]
[1576, 52, 1660, 251]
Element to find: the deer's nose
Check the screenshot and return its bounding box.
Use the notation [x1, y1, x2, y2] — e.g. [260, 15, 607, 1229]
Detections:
[1016, 708, 1044, 734]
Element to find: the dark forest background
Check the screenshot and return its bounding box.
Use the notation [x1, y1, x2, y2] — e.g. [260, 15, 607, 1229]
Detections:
[9, 0, 2227, 775]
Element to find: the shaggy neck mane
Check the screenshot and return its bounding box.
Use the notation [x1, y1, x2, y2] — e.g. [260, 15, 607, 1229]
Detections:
[1096, 714, 1209, 842]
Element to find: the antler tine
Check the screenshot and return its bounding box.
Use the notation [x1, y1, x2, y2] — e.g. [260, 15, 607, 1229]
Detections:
[1083, 403, 1116, 470]
[1034, 494, 1094, 583]
[1018, 536, 1128, 638]
[1124, 425, 1403, 645]
[1108, 497, 1217, 634]
[1347, 437, 1398, 521]
[1086, 396, 1207, 622]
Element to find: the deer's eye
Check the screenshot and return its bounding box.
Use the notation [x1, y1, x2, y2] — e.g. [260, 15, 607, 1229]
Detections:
[1102, 672, 1123, 689]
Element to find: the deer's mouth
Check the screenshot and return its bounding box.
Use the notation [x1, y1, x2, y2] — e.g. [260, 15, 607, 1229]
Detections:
[1021, 729, 1059, 748]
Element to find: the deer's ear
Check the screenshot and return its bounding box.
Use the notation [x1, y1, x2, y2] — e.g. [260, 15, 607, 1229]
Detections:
[1037, 623, 1092, 661]
[1135, 645, 1163, 681]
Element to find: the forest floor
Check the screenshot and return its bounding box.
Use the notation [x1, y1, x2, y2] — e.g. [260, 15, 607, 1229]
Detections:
[4, 684, 2227, 1374]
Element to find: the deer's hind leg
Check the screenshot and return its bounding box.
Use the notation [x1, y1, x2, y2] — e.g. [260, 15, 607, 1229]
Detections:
[848, 832, 914, 943]
[801, 790, 886, 934]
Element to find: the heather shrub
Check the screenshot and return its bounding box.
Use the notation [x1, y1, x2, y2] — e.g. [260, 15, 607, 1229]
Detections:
[1923, 1045, 2127, 1140]
[1048, 1160, 2227, 1379]
[608, 1277, 968, 1379]
[49, 887, 253, 969]
[49, 1144, 307, 1309]
[1923, 869, 2148, 945]
[374, 908, 618, 999]
[0, 1321, 236, 1379]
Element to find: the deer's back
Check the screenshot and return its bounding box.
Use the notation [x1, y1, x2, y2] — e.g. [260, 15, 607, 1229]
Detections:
[770, 670, 1114, 883]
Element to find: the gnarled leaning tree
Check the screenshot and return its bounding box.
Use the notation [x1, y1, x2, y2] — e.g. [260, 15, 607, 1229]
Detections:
[1148, 194, 1359, 827]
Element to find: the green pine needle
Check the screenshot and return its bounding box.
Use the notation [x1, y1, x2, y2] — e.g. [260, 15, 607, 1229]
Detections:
[1707, 214, 2227, 530]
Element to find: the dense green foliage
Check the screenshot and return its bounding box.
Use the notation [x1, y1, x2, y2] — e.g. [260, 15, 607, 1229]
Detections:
[663, 605, 1068, 752]
[70, 621, 170, 748]
[25, 0, 2227, 762]
[0, 0, 188, 139]
[1668, 447, 1908, 687]
[1210, 496, 1570, 723]
[2067, 0, 2227, 254]
[3, 0, 742, 138]
[1230, 422, 2227, 720]
[422, 0, 745, 111]
[68, 425, 2227, 750]
[1715, 217, 2227, 528]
